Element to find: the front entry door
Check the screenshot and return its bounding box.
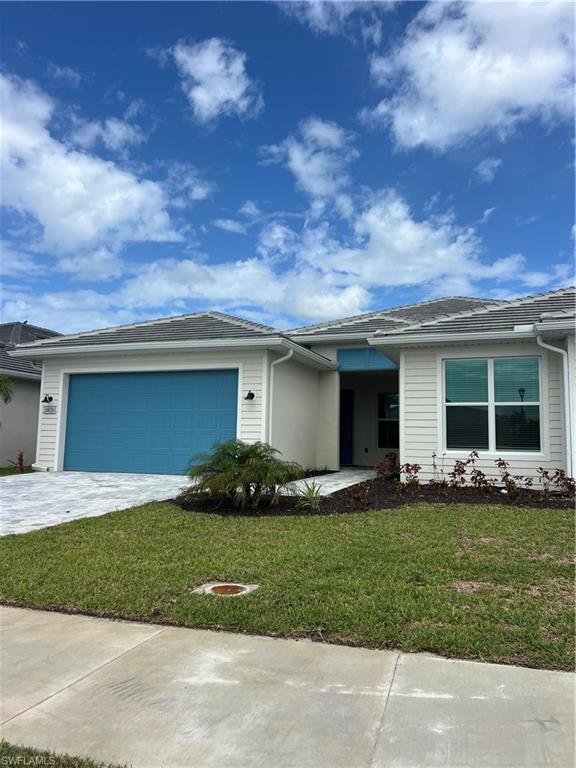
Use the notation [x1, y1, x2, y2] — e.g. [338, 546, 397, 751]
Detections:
[339, 389, 354, 465]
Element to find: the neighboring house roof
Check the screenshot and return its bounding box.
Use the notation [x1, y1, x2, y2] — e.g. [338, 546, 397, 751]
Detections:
[373, 286, 576, 339]
[288, 297, 499, 338]
[13, 311, 281, 350]
[0, 322, 61, 379]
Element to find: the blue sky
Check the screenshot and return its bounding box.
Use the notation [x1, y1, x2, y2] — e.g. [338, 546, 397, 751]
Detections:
[0, 0, 574, 333]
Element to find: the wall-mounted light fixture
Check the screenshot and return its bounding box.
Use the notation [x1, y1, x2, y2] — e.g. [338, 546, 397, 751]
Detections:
[41, 395, 53, 404]
[244, 391, 255, 401]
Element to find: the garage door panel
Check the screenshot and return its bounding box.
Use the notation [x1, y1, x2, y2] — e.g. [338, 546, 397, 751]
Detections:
[64, 370, 238, 474]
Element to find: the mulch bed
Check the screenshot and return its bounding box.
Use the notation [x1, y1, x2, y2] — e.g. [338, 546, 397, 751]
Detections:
[175, 475, 574, 516]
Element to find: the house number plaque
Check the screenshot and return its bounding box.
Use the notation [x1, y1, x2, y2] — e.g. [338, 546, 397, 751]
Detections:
[43, 405, 57, 415]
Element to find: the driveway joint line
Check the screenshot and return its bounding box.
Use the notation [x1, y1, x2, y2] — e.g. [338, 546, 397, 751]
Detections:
[368, 651, 401, 768]
[0, 625, 169, 727]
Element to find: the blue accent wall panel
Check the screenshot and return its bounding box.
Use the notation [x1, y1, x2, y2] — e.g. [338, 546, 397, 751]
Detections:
[64, 370, 238, 475]
[337, 348, 398, 371]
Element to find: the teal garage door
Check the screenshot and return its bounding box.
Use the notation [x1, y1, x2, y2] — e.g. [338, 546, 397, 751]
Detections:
[64, 370, 238, 474]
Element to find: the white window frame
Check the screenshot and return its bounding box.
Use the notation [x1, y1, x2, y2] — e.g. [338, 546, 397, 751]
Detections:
[438, 352, 548, 459]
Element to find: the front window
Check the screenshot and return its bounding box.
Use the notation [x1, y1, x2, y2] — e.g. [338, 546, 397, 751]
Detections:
[378, 393, 399, 448]
[444, 357, 541, 452]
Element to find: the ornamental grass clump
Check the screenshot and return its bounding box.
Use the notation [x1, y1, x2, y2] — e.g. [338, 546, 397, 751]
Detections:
[183, 439, 304, 509]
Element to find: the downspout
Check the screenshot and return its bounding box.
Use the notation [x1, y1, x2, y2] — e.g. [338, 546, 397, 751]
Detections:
[535, 334, 573, 477]
[267, 349, 294, 445]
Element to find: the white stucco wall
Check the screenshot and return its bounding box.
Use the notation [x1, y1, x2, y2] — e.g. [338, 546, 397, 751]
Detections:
[34, 349, 266, 471]
[399, 340, 567, 483]
[0, 376, 41, 466]
[269, 355, 320, 468]
[315, 370, 340, 470]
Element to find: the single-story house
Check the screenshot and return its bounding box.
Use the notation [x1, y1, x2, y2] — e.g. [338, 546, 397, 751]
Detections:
[0, 322, 61, 466]
[10, 286, 575, 481]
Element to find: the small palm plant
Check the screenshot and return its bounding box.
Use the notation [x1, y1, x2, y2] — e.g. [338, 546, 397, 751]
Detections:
[0, 375, 13, 404]
[295, 480, 323, 511]
[185, 440, 304, 509]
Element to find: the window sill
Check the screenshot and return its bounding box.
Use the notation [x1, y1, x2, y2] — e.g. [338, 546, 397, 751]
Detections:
[442, 450, 547, 461]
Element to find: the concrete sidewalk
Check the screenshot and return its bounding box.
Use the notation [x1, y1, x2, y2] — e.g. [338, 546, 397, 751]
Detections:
[0, 607, 573, 768]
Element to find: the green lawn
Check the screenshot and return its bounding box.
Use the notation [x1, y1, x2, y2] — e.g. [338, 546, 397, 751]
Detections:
[0, 466, 32, 476]
[0, 741, 124, 767]
[0, 501, 573, 670]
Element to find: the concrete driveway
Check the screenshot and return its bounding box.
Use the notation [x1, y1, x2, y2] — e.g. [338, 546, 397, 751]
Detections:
[0, 607, 573, 768]
[0, 471, 188, 535]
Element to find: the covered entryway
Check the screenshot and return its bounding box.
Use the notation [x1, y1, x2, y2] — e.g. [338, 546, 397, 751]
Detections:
[337, 348, 399, 467]
[63, 370, 238, 474]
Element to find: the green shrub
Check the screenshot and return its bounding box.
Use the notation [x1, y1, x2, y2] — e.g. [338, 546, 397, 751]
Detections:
[184, 440, 304, 508]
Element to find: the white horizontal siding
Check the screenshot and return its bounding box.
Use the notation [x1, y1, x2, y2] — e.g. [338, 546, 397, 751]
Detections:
[401, 341, 567, 483]
[36, 350, 266, 470]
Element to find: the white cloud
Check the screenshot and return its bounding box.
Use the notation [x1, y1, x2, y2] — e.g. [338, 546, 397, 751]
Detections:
[1, 73, 566, 334]
[261, 117, 357, 209]
[213, 218, 247, 234]
[297, 189, 566, 298]
[480, 206, 498, 224]
[161, 160, 213, 208]
[362, 1, 574, 150]
[46, 63, 83, 88]
[0, 241, 46, 277]
[238, 200, 261, 217]
[473, 157, 502, 184]
[124, 99, 146, 120]
[113, 255, 372, 322]
[55, 248, 125, 282]
[171, 38, 263, 123]
[0, 285, 143, 334]
[8, 184, 566, 333]
[257, 222, 297, 258]
[70, 117, 145, 152]
[278, 1, 393, 41]
[0, 73, 180, 279]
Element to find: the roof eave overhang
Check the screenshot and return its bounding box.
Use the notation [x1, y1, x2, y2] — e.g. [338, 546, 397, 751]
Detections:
[531, 320, 576, 334]
[289, 332, 377, 344]
[0, 368, 41, 381]
[9, 336, 337, 371]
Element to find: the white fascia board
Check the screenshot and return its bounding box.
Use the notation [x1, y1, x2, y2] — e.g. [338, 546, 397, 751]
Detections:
[368, 329, 537, 347]
[0, 368, 41, 381]
[10, 336, 337, 370]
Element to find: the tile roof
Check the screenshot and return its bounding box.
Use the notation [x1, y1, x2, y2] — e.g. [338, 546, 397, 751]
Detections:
[14, 311, 281, 351]
[0, 322, 61, 377]
[289, 297, 498, 337]
[9, 287, 574, 360]
[376, 286, 575, 337]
